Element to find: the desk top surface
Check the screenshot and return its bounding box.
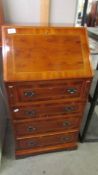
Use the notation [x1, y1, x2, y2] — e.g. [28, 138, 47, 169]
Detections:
[2, 26, 93, 82]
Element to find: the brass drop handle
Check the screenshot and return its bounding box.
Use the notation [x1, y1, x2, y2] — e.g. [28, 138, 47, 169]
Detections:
[24, 91, 35, 97]
[64, 106, 75, 112]
[24, 110, 36, 117]
[61, 136, 71, 142]
[27, 140, 37, 147]
[63, 121, 71, 127]
[67, 88, 77, 94]
[27, 126, 36, 132]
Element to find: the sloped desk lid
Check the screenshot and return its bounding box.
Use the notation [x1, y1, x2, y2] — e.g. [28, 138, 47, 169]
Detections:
[2, 26, 93, 82]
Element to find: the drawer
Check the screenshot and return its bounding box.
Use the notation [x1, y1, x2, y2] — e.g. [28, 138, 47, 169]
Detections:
[12, 101, 84, 119]
[16, 132, 78, 150]
[6, 79, 86, 105]
[14, 116, 81, 137]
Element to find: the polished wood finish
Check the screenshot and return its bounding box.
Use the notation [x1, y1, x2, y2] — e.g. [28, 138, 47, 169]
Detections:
[16, 131, 78, 150]
[16, 142, 77, 158]
[13, 116, 81, 137]
[6, 79, 89, 106]
[2, 26, 93, 82]
[2, 26, 93, 158]
[11, 101, 85, 120]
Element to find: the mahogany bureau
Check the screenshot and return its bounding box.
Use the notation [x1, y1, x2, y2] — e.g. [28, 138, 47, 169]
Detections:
[2, 26, 93, 158]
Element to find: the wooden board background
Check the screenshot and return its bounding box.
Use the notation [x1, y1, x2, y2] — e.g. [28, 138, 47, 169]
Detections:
[40, 0, 50, 25]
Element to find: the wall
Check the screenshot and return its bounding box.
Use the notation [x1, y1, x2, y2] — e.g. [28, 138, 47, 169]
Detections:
[3, 0, 40, 24]
[50, 0, 78, 25]
[3, 0, 78, 25]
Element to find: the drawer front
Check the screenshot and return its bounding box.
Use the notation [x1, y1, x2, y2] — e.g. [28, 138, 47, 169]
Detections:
[12, 101, 84, 119]
[6, 80, 86, 105]
[14, 116, 81, 137]
[16, 132, 78, 150]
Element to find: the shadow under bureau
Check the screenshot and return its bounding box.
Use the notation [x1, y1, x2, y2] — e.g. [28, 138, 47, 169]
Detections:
[2, 26, 93, 158]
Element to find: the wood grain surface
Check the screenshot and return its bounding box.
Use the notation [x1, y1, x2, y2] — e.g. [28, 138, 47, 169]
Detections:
[40, 0, 50, 24]
[2, 26, 93, 158]
[6, 79, 90, 106]
[2, 26, 93, 81]
[13, 116, 81, 137]
[16, 131, 78, 150]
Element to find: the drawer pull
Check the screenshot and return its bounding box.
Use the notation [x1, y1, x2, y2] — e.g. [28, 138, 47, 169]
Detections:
[64, 106, 75, 112]
[67, 88, 77, 94]
[27, 141, 37, 147]
[63, 121, 71, 127]
[61, 136, 71, 142]
[24, 110, 36, 117]
[24, 91, 35, 97]
[27, 126, 36, 132]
